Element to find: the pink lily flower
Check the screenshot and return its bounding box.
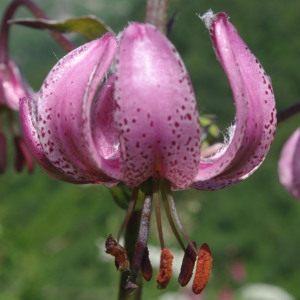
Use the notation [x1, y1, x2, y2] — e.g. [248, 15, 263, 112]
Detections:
[278, 128, 300, 200]
[20, 12, 276, 189]
[20, 11, 276, 293]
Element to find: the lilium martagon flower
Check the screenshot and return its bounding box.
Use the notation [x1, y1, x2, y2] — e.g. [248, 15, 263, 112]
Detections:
[278, 128, 300, 200]
[20, 10, 276, 294]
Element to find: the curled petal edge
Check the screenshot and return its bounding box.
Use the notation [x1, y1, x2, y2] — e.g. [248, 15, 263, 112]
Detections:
[20, 33, 120, 185]
[20, 96, 81, 182]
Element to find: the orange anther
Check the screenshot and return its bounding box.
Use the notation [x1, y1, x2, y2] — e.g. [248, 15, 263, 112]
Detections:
[105, 235, 130, 272]
[178, 242, 197, 287]
[192, 243, 212, 294]
[156, 248, 173, 289]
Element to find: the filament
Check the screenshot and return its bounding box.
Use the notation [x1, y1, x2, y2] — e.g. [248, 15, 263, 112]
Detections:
[162, 180, 197, 254]
[153, 179, 164, 249]
[161, 181, 185, 251]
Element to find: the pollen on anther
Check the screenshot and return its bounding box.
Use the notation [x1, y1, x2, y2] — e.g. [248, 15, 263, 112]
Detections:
[192, 243, 212, 294]
[156, 248, 173, 289]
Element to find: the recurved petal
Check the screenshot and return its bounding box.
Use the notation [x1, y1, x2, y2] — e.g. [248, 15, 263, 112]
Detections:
[193, 11, 276, 190]
[91, 74, 120, 167]
[24, 33, 120, 183]
[278, 128, 300, 200]
[20, 95, 80, 182]
[115, 23, 201, 188]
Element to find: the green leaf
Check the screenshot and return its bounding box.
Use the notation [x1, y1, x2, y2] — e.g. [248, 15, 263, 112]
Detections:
[108, 184, 144, 211]
[199, 114, 220, 148]
[9, 15, 114, 41]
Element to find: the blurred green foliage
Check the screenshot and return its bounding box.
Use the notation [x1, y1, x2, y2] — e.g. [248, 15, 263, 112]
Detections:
[1, 0, 300, 299]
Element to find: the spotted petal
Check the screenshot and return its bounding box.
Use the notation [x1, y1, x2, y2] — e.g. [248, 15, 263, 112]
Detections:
[20, 94, 74, 181]
[192, 12, 276, 190]
[20, 33, 121, 183]
[278, 128, 300, 200]
[115, 23, 201, 188]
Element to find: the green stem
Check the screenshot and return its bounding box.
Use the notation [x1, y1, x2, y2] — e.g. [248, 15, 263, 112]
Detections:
[145, 0, 169, 34]
[117, 1, 171, 298]
[117, 187, 139, 242]
[0, 0, 74, 62]
[118, 209, 143, 300]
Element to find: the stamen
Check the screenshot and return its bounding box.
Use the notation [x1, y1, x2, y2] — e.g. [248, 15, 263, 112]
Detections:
[117, 187, 139, 242]
[161, 180, 185, 251]
[105, 234, 130, 272]
[153, 179, 164, 249]
[125, 193, 152, 290]
[162, 180, 197, 254]
[141, 246, 153, 281]
[192, 243, 213, 294]
[156, 248, 173, 289]
[178, 242, 197, 287]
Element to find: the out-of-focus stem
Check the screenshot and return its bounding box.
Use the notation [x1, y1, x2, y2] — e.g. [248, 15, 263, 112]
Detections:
[277, 102, 300, 124]
[145, 0, 169, 34]
[0, 0, 74, 62]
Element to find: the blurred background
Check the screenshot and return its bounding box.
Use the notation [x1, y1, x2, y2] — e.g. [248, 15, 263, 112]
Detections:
[0, 0, 300, 299]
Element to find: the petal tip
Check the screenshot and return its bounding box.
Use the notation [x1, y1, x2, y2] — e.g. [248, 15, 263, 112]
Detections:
[199, 10, 229, 30]
[199, 9, 214, 29]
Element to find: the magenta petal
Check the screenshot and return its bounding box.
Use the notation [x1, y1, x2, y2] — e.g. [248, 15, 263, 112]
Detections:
[20, 96, 76, 181]
[21, 33, 120, 183]
[193, 11, 276, 190]
[115, 23, 201, 188]
[91, 74, 120, 164]
[278, 128, 300, 200]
